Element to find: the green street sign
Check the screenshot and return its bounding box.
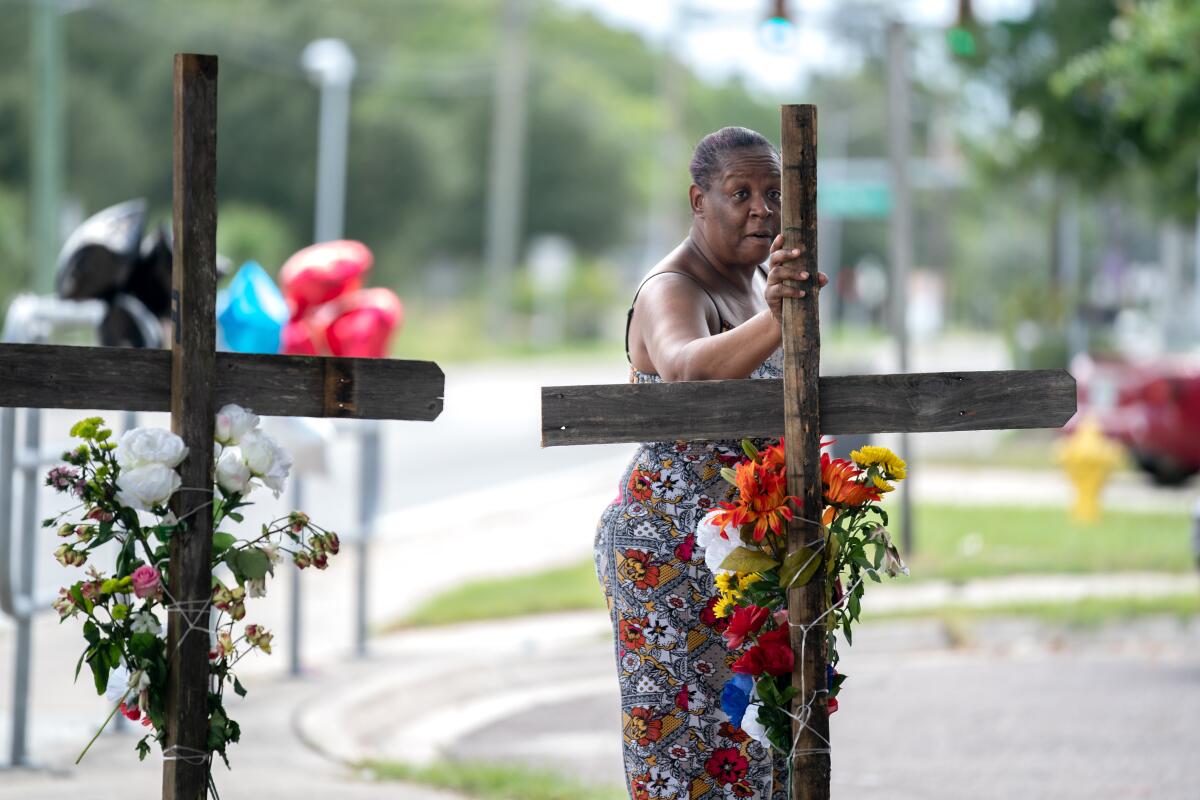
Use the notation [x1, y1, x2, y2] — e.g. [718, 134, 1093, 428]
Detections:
[819, 182, 892, 218]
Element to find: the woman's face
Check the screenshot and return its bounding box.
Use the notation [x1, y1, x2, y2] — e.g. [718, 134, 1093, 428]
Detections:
[691, 146, 782, 268]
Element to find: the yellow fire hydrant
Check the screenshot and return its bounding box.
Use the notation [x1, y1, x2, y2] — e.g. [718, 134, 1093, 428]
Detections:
[1054, 416, 1123, 523]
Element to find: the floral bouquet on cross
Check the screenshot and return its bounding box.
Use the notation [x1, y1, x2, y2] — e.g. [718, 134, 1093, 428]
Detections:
[45, 404, 340, 780]
[696, 438, 908, 755]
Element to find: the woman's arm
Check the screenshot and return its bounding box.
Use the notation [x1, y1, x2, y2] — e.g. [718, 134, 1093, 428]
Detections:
[633, 238, 820, 382]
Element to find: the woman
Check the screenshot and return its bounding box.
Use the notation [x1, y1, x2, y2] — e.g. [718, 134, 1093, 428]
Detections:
[595, 126, 825, 800]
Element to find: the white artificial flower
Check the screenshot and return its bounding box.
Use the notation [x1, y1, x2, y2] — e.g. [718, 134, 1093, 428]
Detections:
[247, 577, 267, 598]
[259, 438, 292, 498]
[239, 431, 275, 476]
[105, 665, 131, 703]
[740, 704, 771, 750]
[215, 446, 253, 495]
[130, 610, 162, 636]
[116, 463, 182, 510]
[116, 427, 188, 470]
[694, 510, 739, 576]
[215, 404, 259, 446]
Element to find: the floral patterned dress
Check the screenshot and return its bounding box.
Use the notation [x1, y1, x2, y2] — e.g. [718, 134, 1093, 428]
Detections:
[595, 328, 786, 799]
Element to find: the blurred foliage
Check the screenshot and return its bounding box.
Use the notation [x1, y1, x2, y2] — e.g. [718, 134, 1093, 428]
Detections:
[0, 185, 30, 310]
[1053, 0, 1200, 219]
[215, 202, 299, 275]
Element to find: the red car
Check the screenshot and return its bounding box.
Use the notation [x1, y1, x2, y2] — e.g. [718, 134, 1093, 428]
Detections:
[1068, 353, 1200, 485]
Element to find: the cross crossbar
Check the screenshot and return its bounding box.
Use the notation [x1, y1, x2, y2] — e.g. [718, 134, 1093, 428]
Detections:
[0, 343, 444, 420]
[541, 368, 1075, 445]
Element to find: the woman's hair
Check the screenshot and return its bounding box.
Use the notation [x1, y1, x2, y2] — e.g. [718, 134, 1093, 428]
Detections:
[688, 126, 778, 191]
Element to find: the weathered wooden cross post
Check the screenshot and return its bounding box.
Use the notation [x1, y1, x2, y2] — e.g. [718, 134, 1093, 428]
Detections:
[0, 54, 444, 800]
[540, 104, 1076, 800]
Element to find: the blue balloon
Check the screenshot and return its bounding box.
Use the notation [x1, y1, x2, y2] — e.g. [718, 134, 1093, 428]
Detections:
[217, 261, 289, 354]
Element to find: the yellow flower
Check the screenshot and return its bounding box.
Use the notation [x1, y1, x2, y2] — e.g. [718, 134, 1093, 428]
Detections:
[851, 446, 907, 480]
[714, 573, 738, 592]
[713, 595, 735, 619]
[871, 474, 895, 493]
[738, 573, 762, 591]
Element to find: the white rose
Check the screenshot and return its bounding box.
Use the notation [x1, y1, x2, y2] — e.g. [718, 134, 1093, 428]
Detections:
[239, 431, 276, 476]
[116, 428, 188, 470]
[215, 446, 253, 495]
[116, 463, 182, 510]
[695, 511, 740, 575]
[215, 404, 259, 445]
[259, 439, 292, 498]
[247, 577, 267, 598]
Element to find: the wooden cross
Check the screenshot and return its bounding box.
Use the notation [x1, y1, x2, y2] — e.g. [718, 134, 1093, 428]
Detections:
[540, 105, 1075, 800]
[0, 55, 444, 800]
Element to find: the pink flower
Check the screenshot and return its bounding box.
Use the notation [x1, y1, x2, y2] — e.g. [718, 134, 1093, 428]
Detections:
[130, 565, 162, 600]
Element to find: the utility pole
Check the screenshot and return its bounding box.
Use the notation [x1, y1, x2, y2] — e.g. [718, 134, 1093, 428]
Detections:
[646, 0, 687, 266]
[886, 20, 915, 554]
[302, 39, 357, 244]
[31, 0, 64, 295]
[484, 0, 530, 339]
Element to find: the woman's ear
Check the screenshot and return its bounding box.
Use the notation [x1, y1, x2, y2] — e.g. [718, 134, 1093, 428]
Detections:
[689, 184, 705, 215]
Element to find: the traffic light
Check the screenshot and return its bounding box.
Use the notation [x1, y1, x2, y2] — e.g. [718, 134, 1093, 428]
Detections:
[759, 0, 796, 52]
[947, 0, 978, 57]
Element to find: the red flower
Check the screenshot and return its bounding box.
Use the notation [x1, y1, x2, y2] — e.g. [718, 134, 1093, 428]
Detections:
[619, 549, 660, 590]
[119, 701, 141, 722]
[705, 748, 749, 784]
[627, 469, 653, 502]
[700, 596, 730, 633]
[619, 616, 647, 650]
[625, 707, 663, 747]
[757, 627, 794, 675]
[674, 533, 695, 563]
[722, 605, 770, 650]
[732, 626, 794, 676]
[827, 697, 839, 715]
[675, 685, 690, 711]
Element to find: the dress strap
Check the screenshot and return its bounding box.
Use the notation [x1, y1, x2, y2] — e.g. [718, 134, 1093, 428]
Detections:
[624, 270, 727, 363]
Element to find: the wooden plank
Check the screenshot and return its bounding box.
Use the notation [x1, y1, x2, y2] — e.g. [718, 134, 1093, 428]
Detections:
[781, 103, 830, 800]
[0, 343, 445, 421]
[163, 52, 218, 800]
[540, 369, 1077, 445]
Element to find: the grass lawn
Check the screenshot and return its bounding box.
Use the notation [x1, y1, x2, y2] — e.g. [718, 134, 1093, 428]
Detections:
[363, 759, 625, 800]
[392, 503, 1195, 629]
[871, 592, 1200, 627]
[901, 503, 1193, 580]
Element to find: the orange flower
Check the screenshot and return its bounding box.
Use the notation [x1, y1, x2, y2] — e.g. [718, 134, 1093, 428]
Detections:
[821, 452, 881, 509]
[711, 459, 796, 542]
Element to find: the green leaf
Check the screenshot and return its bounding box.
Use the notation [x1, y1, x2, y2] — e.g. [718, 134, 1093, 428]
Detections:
[233, 677, 247, 698]
[720, 467, 738, 486]
[779, 547, 821, 588]
[137, 737, 151, 761]
[212, 532, 237, 555]
[718, 546, 779, 574]
[105, 642, 122, 669]
[227, 511, 244, 523]
[90, 656, 110, 696]
[741, 439, 761, 463]
[235, 548, 271, 581]
[82, 618, 100, 645]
